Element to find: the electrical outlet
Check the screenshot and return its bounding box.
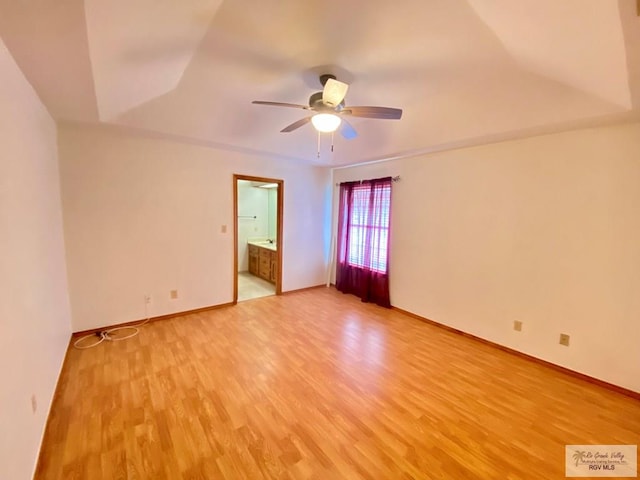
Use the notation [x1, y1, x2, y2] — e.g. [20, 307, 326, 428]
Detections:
[170, 289, 178, 299]
[31, 394, 37, 414]
[144, 294, 152, 304]
[559, 333, 570, 346]
[513, 320, 523, 332]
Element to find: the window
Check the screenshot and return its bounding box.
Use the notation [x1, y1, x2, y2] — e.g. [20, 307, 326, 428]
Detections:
[335, 176, 392, 307]
[345, 182, 391, 273]
[337, 177, 392, 273]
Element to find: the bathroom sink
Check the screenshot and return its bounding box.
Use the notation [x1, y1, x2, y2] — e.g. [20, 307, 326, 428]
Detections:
[248, 240, 277, 251]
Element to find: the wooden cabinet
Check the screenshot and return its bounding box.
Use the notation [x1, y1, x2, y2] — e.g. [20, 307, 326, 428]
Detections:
[259, 248, 271, 281]
[270, 251, 277, 283]
[248, 243, 277, 285]
[248, 245, 259, 276]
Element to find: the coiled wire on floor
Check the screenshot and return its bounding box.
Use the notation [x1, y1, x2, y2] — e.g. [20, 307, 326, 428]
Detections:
[73, 318, 150, 349]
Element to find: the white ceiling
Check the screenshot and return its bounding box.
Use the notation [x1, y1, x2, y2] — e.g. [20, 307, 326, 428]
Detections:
[1, 0, 639, 166]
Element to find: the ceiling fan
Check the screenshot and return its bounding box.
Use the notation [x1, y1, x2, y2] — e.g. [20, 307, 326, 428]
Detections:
[252, 74, 402, 140]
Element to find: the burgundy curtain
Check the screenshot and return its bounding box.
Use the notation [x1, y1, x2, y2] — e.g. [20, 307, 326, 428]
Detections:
[335, 177, 392, 308]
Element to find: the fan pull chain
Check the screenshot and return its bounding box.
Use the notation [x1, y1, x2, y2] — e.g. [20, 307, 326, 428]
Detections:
[331, 131, 335, 152]
[317, 131, 321, 158]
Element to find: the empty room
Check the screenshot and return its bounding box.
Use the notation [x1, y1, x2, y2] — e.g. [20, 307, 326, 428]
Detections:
[1, 1, 639, 479]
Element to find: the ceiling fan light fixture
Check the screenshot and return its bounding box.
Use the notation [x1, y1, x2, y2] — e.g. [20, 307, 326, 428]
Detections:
[311, 113, 341, 133]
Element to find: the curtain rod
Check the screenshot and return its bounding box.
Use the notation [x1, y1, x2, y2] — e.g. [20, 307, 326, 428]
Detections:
[335, 175, 400, 187]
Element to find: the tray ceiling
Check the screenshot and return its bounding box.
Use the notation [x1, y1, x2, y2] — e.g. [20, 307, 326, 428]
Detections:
[1, 0, 639, 165]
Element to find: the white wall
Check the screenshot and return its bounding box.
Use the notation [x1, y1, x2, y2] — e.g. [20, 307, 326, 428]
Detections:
[268, 188, 277, 241]
[0, 39, 72, 479]
[58, 123, 330, 332]
[237, 180, 269, 272]
[333, 123, 640, 393]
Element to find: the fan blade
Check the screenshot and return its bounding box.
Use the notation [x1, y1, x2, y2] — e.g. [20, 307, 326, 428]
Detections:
[281, 116, 312, 133]
[339, 118, 357, 140]
[323, 78, 349, 107]
[342, 106, 402, 119]
[252, 101, 309, 110]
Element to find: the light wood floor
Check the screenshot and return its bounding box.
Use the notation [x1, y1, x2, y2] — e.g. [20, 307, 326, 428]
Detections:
[37, 287, 639, 479]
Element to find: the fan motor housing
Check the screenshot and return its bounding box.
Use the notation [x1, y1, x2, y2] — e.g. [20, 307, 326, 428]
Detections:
[319, 74, 336, 86]
[308, 91, 344, 112]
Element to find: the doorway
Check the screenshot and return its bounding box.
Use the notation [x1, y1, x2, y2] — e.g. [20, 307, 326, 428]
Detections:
[233, 174, 283, 303]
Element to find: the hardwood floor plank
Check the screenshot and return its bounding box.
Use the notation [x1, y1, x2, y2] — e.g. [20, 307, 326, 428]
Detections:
[36, 287, 640, 479]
